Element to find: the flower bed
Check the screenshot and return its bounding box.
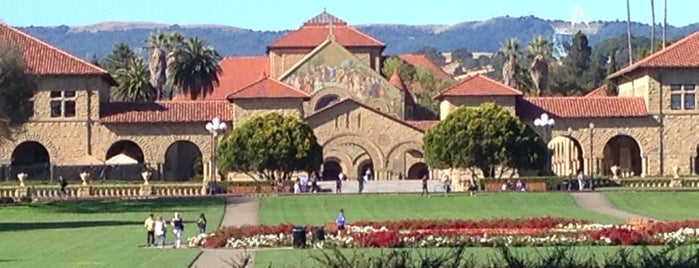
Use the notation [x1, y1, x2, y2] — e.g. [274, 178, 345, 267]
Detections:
[189, 218, 699, 249]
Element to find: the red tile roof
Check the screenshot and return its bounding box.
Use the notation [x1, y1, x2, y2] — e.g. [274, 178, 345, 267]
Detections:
[304, 11, 348, 26]
[517, 97, 647, 119]
[267, 25, 384, 49]
[172, 56, 269, 101]
[100, 101, 231, 123]
[398, 54, 451, 79]
[404, 120, 439, 131]
[435, 74, 522, 99]
[585, 85, 608, 97]
[227, 77, 310, 100]
[0, 23, 106, 75]
[609, 31, 699, 79]
[388, 70, 407, 91]
[305, 98, 426, 132]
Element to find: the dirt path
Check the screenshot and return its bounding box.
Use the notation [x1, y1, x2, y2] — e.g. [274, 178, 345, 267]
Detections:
[569, 192, 660, 222]
[190, 196, 259, 268]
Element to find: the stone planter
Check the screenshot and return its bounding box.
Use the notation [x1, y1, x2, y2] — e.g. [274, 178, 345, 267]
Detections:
[141, 171, 152, 185]
[79, 172, 90, 186]
[673, 166, 681, 179]
[17, 173, 27, 187]
[610, 166, 620, 180]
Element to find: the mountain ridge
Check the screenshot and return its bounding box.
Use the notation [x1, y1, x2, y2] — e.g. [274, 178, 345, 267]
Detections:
[13, 16, 699, 59]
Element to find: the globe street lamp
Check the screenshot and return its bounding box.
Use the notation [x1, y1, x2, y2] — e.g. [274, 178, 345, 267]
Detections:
[534, 113, 555, 176]
[206, 117, 227, 182]
[589, 122, 595, 179]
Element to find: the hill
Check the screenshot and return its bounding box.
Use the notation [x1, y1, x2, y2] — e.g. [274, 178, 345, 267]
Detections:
[15, 16, 699, 59]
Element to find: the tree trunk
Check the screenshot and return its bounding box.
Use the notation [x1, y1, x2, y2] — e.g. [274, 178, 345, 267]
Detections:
[650, 0, 656, 53]
[502, 57, 518, 89]
[663, 0, 667, 49]
[627, 0, 634, 65]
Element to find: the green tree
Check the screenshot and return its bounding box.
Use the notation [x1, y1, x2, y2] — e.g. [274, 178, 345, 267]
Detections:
[0, 41, 37, 139]
[605, 50, 618, 96]
[381, 56, 415, 83]
[553, 31, 597, 96]
[217, 113, 323, 181]
[412, 65, 453, 120]
[527, 36, 550, 96]
[101, 42, 137, 73]
[451, 48, 472, 64]
[414, 46, 445, 66]
[499, 38, 520, 89]
[423, 103, 546, 178]
[111, 58, 156, 102]
[169, 37, 223, 100]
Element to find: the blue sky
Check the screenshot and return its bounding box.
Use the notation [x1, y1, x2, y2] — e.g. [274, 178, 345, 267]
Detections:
[1, 0, 695, 29]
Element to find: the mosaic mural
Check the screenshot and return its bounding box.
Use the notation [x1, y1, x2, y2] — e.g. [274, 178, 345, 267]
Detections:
[282, 42, 404, 117]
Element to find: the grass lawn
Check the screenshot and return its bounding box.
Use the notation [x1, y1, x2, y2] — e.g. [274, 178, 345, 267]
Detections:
[605, 192, 699, 221]
[258, 192, 621, 225]
[253, 246, 684, 268]
[0, 197, 224, 268]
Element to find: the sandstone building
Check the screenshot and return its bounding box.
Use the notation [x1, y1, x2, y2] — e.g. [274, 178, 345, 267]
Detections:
[0, 12, 697, 182]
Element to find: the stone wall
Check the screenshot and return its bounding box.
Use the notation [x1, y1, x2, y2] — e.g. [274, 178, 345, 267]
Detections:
[231, 98, 305, 126]
[439, 96, 517, 120]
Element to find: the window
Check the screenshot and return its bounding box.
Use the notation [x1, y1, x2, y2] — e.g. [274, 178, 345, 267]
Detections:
[48, 91, 77, 118]
[669, 84, 697, 110]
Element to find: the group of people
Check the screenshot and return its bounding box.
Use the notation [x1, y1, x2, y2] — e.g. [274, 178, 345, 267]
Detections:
[143, 213, 207, 248]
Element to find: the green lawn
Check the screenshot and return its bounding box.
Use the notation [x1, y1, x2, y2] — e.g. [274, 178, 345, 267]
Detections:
[253, 246, 685, 268]
[258, 193, 621, 225]
[605, 192, 699, 221]
[0, 197, 224, 268]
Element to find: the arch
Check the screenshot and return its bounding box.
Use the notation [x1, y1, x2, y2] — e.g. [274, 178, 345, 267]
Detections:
[322, 158, 343, 180]
[308, 87, 351, 113]
[11, 141, 51, 179]
[547, 136, 585, 176]
[315, 94, 341, 111]
[407, 162, 429, 180]
[322, 134, 385, 170]
[602, 135, 642, 176]
[358, 159, 374, 181]
[105, 140, 145, 163]
[385, 141, 424, 170]
[163, 140, 202, 181]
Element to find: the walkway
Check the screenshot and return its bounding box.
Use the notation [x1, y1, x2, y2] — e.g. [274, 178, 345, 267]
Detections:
[190, 196, 260, 268]
[569, 192, 660, 222]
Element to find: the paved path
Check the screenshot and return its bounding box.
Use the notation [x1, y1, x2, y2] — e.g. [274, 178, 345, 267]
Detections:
[569, 192, 660, 222]
[190, 196, 260, 268]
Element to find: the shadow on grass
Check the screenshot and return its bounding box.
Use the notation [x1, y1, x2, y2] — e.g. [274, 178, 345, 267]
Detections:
[0, 259, 18, 263]
[0, 220, 141, 232]
[19, 197, 224, 214]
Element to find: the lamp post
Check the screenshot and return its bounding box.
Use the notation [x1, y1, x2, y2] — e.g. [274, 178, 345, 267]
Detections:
[534, 113, 555, 176]
[589, 122, 595, 179]
[206, 117, 227, 182]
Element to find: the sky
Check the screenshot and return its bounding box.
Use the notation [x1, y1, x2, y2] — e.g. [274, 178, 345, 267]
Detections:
[1, 0, 696, 30]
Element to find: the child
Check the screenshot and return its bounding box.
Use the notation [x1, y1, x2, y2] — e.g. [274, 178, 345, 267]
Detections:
[197, 213, 207, 234]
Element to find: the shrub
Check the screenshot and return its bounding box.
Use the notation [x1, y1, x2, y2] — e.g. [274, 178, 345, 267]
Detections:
[0, 197, 15, 204]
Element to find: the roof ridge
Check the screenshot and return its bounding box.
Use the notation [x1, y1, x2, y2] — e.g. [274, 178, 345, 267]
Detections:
[609, 31, 699, 78]
[342, 25, 385, 47]
[277, 39, 333, 80]
[435, 74, 521, 98]
[1, 23, 107, 74]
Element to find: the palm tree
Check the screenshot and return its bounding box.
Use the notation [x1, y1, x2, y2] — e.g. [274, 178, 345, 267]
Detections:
[499, 38, 520, 89]
[164, 32, 185, 99]
[527, 36, 550, 96]
[169, 37, 223, 100]
[626, 0, 634, 65]
[145, 32, 167, 100]
[112, 58, 156, 102]
[650, 0, 656, 53]
[663, 0, 667, 48]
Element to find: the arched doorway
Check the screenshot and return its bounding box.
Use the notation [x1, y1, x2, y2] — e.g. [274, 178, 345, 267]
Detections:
[603, 135, 642, 176]
[548, 136, 584, 176]
[11, 141, 51, 179]
[163, 141, 202, 181]
[358, 160, 374, 181]
[315, 94, 340, 111]
[322, 159, 342, 180]
[105, 140, 145, 163]
[407, 162, 428, 180]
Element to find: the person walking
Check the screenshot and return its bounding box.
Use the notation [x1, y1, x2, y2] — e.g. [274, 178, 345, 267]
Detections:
[154, 215, 167, 248]
[336, 173, 343, 194]
[197, 213, 207, 234]
[335, 209, 346, 234]
[171, 212, 184, 248]
[421, 174, 429, 196]
[58, 176, 68, 197]
[143, 214, 155, 247]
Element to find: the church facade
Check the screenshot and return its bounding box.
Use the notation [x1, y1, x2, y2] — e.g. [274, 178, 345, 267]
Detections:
[1, 12, 698, 182]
